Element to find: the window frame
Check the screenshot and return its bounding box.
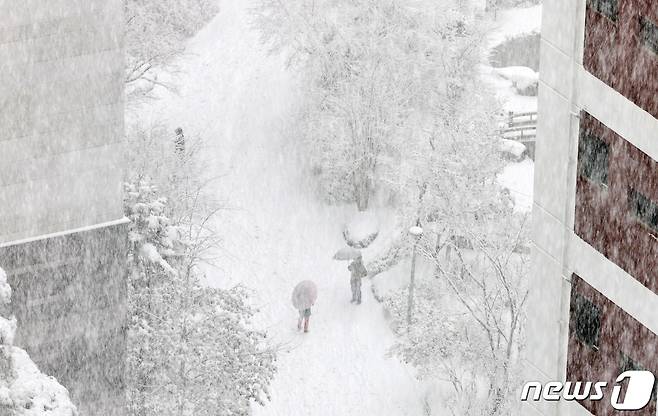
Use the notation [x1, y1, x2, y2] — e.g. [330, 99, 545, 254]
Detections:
[619, 352, 658, 404]
[628, 188, 658, 236]
[588, 0, 619, 22]
[572, 294, 602, 350]
[640, 16, 658, 56]
[578, 133, 610, 187]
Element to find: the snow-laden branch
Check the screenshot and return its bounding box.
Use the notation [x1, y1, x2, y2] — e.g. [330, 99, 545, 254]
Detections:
[0, 268, 78, 416]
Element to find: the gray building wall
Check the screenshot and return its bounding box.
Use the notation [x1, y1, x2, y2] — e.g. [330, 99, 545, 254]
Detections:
[0, 1, 127, 415]
[1, 225, 128, 416]
[0, 0, 125, 243]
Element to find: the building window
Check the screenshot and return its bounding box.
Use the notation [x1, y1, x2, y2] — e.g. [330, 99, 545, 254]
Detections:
[578, 134, 610, 185]
[628, 188, 658, 234]
[619, 352, 658, 403]
[588, 0, 619, 21]
[572, 294, 601, 349]
[640, 17, 658, 55]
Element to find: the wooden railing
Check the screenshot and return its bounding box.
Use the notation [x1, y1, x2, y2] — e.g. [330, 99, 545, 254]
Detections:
[501, 111, 537, 141]
[500, 110, 538, 159]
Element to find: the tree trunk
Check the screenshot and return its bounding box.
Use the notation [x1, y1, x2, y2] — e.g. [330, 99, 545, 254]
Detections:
[354, 173, 370, 211]
[407, 240, 419, 330]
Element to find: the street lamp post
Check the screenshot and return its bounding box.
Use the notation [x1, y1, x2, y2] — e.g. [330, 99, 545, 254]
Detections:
[407, 225, 423, 331]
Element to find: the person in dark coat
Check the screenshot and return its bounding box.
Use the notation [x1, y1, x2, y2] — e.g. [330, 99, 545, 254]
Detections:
[174, 127, 185, 155]
[348, 255, 368, 304]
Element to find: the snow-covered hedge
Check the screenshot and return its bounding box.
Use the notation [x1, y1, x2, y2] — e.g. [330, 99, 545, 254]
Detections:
[0, 268, 78, 416]
[499, 138, 527, 161]
[492, 66, 538, 96]
[343, 212, 380, 248]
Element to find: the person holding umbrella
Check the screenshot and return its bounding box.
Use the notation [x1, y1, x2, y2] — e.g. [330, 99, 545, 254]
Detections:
[333, 246, 368, 305]
[348, 254, 368, 304]
[292, 280, 317, 333]
[297, 307, 311, 333]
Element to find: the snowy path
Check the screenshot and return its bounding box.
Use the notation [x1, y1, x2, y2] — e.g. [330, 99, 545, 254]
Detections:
[141, 1, 425, 415]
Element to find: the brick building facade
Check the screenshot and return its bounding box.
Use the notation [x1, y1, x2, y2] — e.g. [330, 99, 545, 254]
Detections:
[525, 0, 657, 415]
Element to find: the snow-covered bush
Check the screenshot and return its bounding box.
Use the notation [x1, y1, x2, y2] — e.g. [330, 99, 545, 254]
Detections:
[0, 268, 78, 416]
[493, 66, 538, 96]
[489, 32, 541, 72]
[125, 0, 219, 100]
[124, 130, 276, 416]
[343, 212, 380, 248]
[383, 208, 529, 416]
[365, 234, 410, 281]
[125, 122, 223, 224]
[499, 138, 527, 161]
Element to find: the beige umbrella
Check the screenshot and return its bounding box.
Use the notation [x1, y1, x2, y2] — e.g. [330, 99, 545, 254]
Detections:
[291, 280, 318, 310]
[332, 246, 361, 261]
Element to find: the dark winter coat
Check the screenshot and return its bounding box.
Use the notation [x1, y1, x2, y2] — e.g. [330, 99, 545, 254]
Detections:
[348, 258, 368, 283]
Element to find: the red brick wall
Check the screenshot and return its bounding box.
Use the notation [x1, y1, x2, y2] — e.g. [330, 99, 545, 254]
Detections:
[567, 274, 658, 415]
[575, 111, 658, 294]
[584, 0, 658, 118]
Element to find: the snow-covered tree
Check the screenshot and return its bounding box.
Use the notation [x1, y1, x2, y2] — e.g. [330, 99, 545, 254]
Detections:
[375, 77, 530, 414]
[125, 0, 219, 100]
[0, 268, 78, 416]
[385, 208, 529, 415]
[254, 0, 487, 211]
[380, 108, 530, 413]
[124, 123, 214, 221]
[124, 128, 276, 416]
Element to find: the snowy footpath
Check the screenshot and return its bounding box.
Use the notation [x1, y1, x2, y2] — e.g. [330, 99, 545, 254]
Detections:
[140, 0, 426, 415]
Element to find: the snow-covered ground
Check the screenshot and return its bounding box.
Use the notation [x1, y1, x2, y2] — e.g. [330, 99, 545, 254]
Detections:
[487, 5, 542, 49]
[499, 158, 534, 212]
[139, 1, 427, 415]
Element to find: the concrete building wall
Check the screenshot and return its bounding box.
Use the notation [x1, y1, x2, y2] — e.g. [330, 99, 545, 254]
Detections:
[1, 224, 128, 416]
[0, 1, 127, 415]
[526, 0, 658, 415]
[0, 0, 125, 244]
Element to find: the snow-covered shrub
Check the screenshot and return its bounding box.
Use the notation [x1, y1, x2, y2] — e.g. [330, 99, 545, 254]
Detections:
[493, 66, 538, 96]
[489, 32, 541, 72]
[0, 268, 78, 416]
[383, 208, 529, 416]
[124, 132, 276, 415]
[365, 232, 411, 280]
[499, 138, 527, 161]
[343, 212, 380, 248]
